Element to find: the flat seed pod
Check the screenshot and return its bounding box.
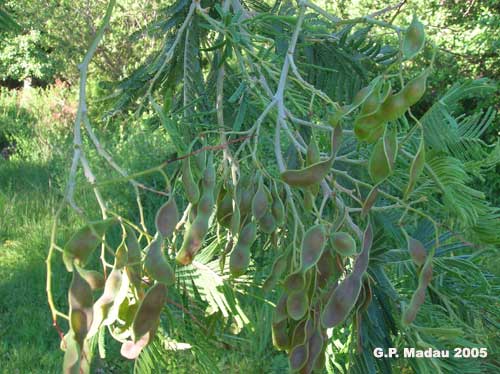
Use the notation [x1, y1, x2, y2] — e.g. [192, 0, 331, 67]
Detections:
[176, 212, 210, 265]
[403, 15, 425, 60]
[289, 343, 309, 372]
[286, 289, 309, 321]
[252, 177, 270, 220]
[144, 237, 175, 286]
[125, 226, 142, 294]
[284, 271, 306, 293]
[361, 187, 379, 217]
[132, 283, 167, 341]
[272, 320, 290, 351]
[216, 187, 233, 228]
[320, 274, 361, 328]
[331, 232, 357, 256]
[404, 136, 426, 199]
[202, 153, 216, 190]
[229, 223, 257, 276]
[316, 250, 339, 288]
[182, 156, 200, 204]
[258, 211, 277, 234]
[281, 157, 334, 188]
[62, 332, 83, 374]
[403, 69, 429, 106]
[406, 235, 427, 266]
[69, 268, 94, 347]
[273, 293, 289, 324]
[360, 88, 381, 116]
[63, 218, 117, 271]
[368, 139, 391, 184]
[379, 92, 407, 122]
[402, 256, 433, 325]
[306, 137, 320, 165]
[120, 333, 150, 360]
[383, 126, 398, 172]
[114, 243, 128, 269]
[302, 328, 324, 374]
[263, 254, 288, 292]
[238, 222, 257, 247]
[271, 187, 285, 226]
[77, 267, 105, 291]
[155, 196, 179, 238]
[301, 225, 326, 272]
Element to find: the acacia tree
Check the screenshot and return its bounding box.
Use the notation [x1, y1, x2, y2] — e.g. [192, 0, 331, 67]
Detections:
[46, 0, 500, 373]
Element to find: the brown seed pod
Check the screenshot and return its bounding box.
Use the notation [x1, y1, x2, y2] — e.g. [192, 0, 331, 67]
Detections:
[125, 226, 143, 296]
[271, 185, 285, 226]
[176, 215, 209, 265]
[258, 211, 277, 234]
[273, 293, 289, 324]
[229, 222, 257, 277]
[301, 327, 324, 374]
[331, 232, 357, 256]
[289, 342, 309, 372]
[284, 271, 306, 293]
[216, 186, 233, 228]
[301, 225, 327, 272]
[68, 267, 93, 347]
[403, 69, 429, 106]
[402, 255, 433, 325]
[272, 320, 290, 351]
[286, 289, 309, 321]
[155, 196, 179, 238]
[403, 15, 425, 60]
[379, 92, 407, 122]
[132, 283, 167, 341]
[144, 236, 175, 286]
[62, 332, 85, 374]
[404, 136, 426, 199]
[76, 267, 105, 291]
[63, 218, 117, 271]
[281, 157, 334, 188]
[361, 187, 379, 217]
[262, 253, 288, 293]
[406, 235, 427, 266]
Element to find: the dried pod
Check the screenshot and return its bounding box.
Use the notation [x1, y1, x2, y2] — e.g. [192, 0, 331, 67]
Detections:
[289, 343, 309, 372]
[281, 157, 334, 188]
[331, 232, 357, 256]
[132, 283, 167, 341]
[144, 236, 175, 286]
[403, 15, 425, 60]
[155, 196, 179, 238]
[182, 156, 200, 204]
[404, 136, 426, 199]
[63, 218, 117, 271]
[300, 225, 327, 272]
[62, 332, 87, 374]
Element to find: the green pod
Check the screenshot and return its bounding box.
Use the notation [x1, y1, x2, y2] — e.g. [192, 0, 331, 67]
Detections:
[331, 232, 357, 256]
[352, 85, 371, 107]
[63, 218, 117, 271]
[361, 187, 379, 217]
[368, 139, 391, 183]
[155, 196, 179, 238]
[301, 225, 327, 272]
[252, 177, 270, 220]
[201, 152, 216, 190]
[144, 236, 175, 286]
[272, 320, 290, 351]
[360, 87, 381, 116]
[62, 332, 86, 374]
[125, 226, 142, 294]
[76, 267, 105, 291]
[306, 137, 320, 165]
[182, 156, 200, 204]
[114, 243, 128, 269]
[132, 283, 167, 340]
[197, 193, 215, 217]
[229, 223, 257, 276]
[289, 343, 309, 372]
[216, 186, 233, 228]
[230, 200, 241, 235]
[176, 213, 210, 265]
[379, 92, 407, 122]
[286, 289, 309, 321]
[237, 175, 254, 215]
[281, 157, 334, 188]
[258, 211, 277, 234]
[355, 120, 386, 144]
[383, 126, 398, 171]
[403, 69, 429, 106]
[68, 267, 93, 347]
[303, 190, 315, 212]
[404, 136, 426, 199]
[403, 15, 425, 60]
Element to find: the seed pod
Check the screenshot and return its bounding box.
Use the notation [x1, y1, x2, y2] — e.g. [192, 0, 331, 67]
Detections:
[301, 328, 324, 374]
[132, 283, 167, 341]
[354, 112, 385, 143]
[368, 139, 391, 184]
[144, 236, 175, 286]
[258, 211, 277, 234]
[229, 222, 257, 276]
[77, 267, 105, 290]
[63, 218, 117, 271]
[286, 289, 309, 321]
[402, 255, 433, 325]
[125, 226, 142, 295]
[360, 88, 381, 116]
[383, 126, 398, 172]
[272, 320, 290, 351]
[316, 250, 339, 288]
[230, 200, 241, 235]
[403, 15, 425, 60]
[114, 241, 128, 269]
[155, 196, 179, 238]
[403, 69, 429, 106]
[379, 92, 407, 122]
[361, 187, 379, 217]
[237, 175, 254, 215]
[69, 267, 93, 347]
[202, 152, 216, 190]
[273, 293, 289, 324]
[182, 156, 200, 204]
[271, 186, 285, 226]
[62, 332, 83, 374]
[281, 157, 334, 188]
[284, 271, 306, 293]
[263, 254, 288, 292]
[252, 177, 270, 220]
[404, 136, 426, 199]
[289, 343, 309, 372]
[216, 186, 233, 228]
[331, 232, 357, 256]
[176, 215, 209, 265]
[301, 225, 327, 272]
[306, 137, 320, 166]
[407, 236, 427, 266]
[352, 85, 371, 107]
[120, 333, 150, 360]
[303, 190, 315, 212]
